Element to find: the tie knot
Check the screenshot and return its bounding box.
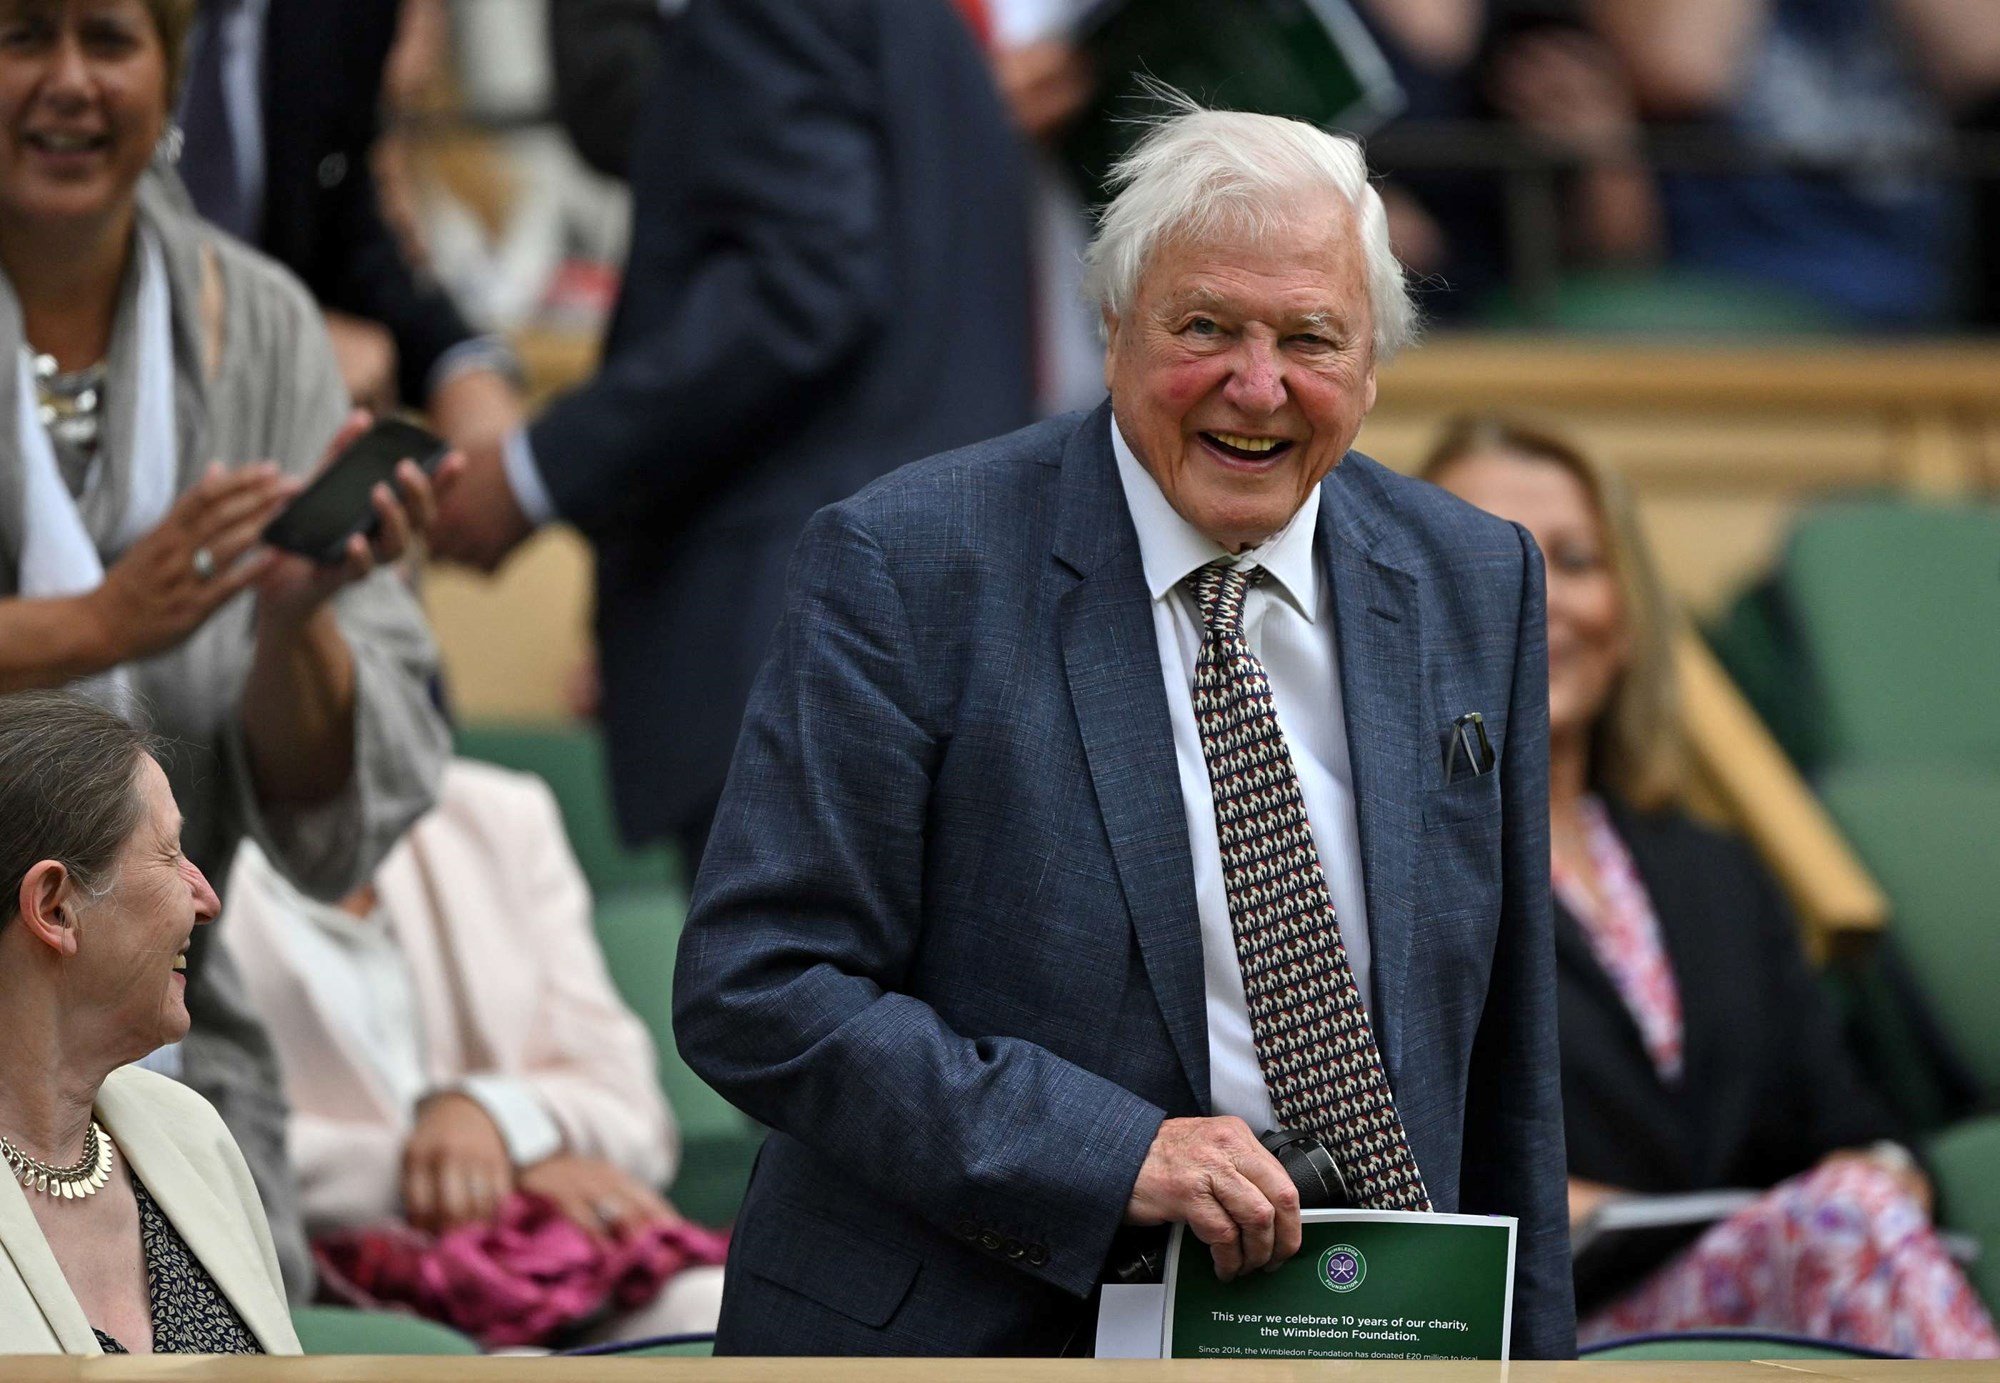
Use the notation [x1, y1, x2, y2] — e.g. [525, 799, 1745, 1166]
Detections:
[1189, 561, 1264, 643]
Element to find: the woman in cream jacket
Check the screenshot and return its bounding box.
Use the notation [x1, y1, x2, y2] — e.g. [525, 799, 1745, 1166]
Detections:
[0, 693, 297, 1355]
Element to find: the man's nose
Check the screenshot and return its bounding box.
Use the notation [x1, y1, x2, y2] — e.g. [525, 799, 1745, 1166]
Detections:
[1221, 337, 1287, 416]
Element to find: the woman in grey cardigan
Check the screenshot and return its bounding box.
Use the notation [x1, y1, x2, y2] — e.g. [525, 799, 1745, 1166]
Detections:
[0, 0, 450, 1297]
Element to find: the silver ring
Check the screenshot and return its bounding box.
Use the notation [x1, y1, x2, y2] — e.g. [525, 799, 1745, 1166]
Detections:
[594, 1198, 621, 1224]
[191, 546, 216, 581]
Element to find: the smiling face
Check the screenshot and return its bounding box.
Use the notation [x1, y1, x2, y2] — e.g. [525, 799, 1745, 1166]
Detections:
[1431, 448, 1631, 744]
[1104, 196, 1379, 552]
[0, 0, 168, 237]
[73, 754, 218, 1060]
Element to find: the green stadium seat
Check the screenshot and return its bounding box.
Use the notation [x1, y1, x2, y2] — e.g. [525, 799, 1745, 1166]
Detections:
[453, 721, 675, 895]
[1818, 763, 2000, 1101]
[592, 889, 761, 1227]
[1580, 1330, 1889, 1360]
[292, 1305, 479, 1355]
[1479, 267, 1845, 335]
[1927, 1115, 2000, 1318]
[1778, 503, 2000, 771]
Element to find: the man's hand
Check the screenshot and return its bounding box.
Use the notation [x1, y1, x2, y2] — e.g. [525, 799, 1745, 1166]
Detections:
[428, 365, 525, 459]
[991, 40, 1093, 141]
[1124, 1116, 1301, 1281]
[518, 1153, 683, 1243]
[430, 436, 533, 573]
[402, 1091, 515, 1234]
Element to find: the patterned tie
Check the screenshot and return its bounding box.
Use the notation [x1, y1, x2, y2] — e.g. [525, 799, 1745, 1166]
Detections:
[1188, 561, 1431, 1212]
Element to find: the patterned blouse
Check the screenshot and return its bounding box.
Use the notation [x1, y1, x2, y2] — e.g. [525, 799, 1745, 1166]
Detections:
[91, 1176, 262, 1356]
[1550, 793, 1687, 1083]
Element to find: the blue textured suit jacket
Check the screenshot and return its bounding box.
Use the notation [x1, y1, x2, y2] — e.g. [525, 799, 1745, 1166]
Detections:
[675, 403, 1576, 1356]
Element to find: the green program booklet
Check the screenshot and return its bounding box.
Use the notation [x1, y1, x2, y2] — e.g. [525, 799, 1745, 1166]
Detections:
[1162, 1209, 1516, 1360]
[1062, 0, 1404, 202]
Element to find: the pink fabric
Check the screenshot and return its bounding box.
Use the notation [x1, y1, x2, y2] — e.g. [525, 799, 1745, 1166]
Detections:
[1553, 795, 1685, 1081]
[314, 1193, 730, 1348]
[1581, 1158, 2000, 1359]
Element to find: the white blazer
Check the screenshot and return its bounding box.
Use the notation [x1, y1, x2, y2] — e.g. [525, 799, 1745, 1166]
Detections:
[0, 1065, 300, 1355]
[225, 759, 676, 1232]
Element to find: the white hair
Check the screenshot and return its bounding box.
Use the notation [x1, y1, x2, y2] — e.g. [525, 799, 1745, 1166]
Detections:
[1082, 99, 1417, 362]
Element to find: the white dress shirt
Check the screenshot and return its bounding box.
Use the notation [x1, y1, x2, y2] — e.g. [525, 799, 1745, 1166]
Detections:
[1110, 418, 1374, 1134]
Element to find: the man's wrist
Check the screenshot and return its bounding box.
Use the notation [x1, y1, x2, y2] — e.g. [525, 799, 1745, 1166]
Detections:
[426, 336, 526, 398]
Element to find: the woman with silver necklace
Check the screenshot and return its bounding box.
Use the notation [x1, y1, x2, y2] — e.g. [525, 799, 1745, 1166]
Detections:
[0, 692, 299, 1355]
[0, 0, 455, 1298]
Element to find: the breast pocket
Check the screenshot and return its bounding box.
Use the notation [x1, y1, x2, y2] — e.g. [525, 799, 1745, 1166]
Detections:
[1420, 771, 1502, 829]
[1417, 774, 1505, 929]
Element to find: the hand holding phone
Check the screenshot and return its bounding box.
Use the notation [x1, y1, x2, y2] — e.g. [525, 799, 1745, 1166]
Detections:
[263, 417, 451, 564]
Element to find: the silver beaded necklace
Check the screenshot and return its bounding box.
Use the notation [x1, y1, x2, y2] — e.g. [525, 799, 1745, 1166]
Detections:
[0, 1120, 115, 1199]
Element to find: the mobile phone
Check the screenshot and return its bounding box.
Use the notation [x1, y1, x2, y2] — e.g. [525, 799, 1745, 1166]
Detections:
[262, 417, 449, 563]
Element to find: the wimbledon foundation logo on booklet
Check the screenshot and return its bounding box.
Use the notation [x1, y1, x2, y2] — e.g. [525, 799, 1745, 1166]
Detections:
[1318, 1243, 1365, 1293]
[1163, 1209, 1517, 1361]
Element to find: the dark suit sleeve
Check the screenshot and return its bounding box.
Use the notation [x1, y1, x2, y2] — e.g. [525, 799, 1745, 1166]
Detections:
[266, 0, 475, 404]
[548, 0, 662, 178]
[674, 507, 1167, 1299]
[1458, 524, 1578, 1359]
[525, 0, 892, 536]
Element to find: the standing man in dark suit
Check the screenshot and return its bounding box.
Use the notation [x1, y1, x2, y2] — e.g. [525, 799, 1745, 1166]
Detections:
[176, 0, 524, 448]
[672, 104, 1574, 1356]
[431, 0, 1035, 864]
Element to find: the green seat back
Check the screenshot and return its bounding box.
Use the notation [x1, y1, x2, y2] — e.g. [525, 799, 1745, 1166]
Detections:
[1480, 268, 1845, 335]
[1781, 503, 2000, 769]
[1819, 764, 2000, 1097]
[1582, 1331, 1883, 1360]
[1927, 1114, 2000, 1318]
[291, 1305, 479, 1356]
[590, 889, 761, 1227]
[453, 722, 675, 895]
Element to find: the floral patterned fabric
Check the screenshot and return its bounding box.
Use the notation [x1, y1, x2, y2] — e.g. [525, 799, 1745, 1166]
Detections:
[92, 1176, 262, 1356]
[1553, 793, 1685, 1082]
[1581, 1157, 2000, 1358]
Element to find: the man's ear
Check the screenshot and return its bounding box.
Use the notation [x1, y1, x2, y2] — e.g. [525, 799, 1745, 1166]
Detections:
[1101, 308, 1121, 392]
[16, 861, 80, 958]
[1362, 361, 1378, 415]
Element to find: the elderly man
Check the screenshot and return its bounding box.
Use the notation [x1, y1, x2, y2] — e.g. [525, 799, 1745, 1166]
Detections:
[675, 106, 1574, 1357]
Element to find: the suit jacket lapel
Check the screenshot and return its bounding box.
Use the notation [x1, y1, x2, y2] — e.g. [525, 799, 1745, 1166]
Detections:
[94, 1078, 295, 1353]
[1318, 460, 1422, 1078]
[0, 1168, 96, 1352]
[1054, 405, 1210, 1108]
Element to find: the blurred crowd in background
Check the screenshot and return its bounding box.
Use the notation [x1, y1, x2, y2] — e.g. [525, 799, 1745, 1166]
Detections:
[374, 0, 2000, 368]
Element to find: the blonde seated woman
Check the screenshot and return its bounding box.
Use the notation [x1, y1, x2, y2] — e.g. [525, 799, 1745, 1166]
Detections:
[225, 756, 724, 1345]
[0, 692, 297, 1356]
[1423, 416, 1997, 1358]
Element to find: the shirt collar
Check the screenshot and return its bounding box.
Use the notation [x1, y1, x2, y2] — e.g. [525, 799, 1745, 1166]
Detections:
[1110, 413, 1321, 621]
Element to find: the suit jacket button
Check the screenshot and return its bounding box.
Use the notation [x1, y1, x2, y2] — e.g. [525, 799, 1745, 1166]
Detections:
[954, 1218, 977, 1242]
[1027, 1244, 1048, 1267]
[317, 152, 348, 188]
[978, 1231, 1002, 1253]
[1004, 1238, 1026, 1259]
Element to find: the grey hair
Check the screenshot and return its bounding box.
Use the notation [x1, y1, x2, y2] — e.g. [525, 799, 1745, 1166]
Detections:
[0, 692, 159, 926]
[1083, 96, 1417, 362]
